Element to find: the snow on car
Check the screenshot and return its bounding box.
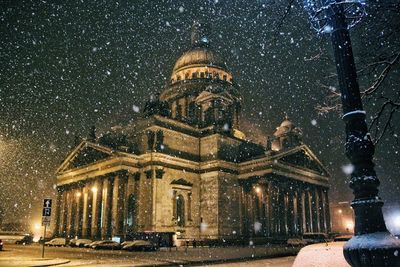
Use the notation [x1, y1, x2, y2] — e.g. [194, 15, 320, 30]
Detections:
[91, 240, 121, 250]
[45, 238, 66, 247]
[121, 240, 157, 251]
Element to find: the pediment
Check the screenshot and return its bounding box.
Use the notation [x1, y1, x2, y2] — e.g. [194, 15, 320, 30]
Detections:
[276, 145, 329, 176]
[57, 141, 114, 173]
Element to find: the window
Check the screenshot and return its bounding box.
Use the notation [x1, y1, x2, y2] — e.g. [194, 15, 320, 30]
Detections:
[176, 194, 185, 227]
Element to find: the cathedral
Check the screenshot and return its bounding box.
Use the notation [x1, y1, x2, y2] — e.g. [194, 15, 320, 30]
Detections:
[54, 22, 331, 243]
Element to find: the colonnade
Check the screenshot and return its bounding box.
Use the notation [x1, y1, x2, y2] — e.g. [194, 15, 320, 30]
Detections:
[54, 171, 138, 239]
[242, 180, 330, 238]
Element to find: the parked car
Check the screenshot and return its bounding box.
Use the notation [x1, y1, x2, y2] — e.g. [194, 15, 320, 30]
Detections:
[333, 235, 353, 242]
[302, 233, 329, 244]
[45, 238, 66, 247]
[91, 240, 121, 250]
[287, 238, 307, 246]
[0, 239, 3, 251]
[121, 240, 136, 247]
[75, 239, 92, 247]
[122, 240, 157, 251]
[15, 235, 34, 245]
[292, 241, 350, 267]
[85, 240, 102, 248]
[69, 239, 78, 247]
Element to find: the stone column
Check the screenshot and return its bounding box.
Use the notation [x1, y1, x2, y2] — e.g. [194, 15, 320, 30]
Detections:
[313, 187, 320, 232]
[66, 191, 74, 237]
[283, 191, 289, 236]
[263, 183, 271, 237]
[305, 190, 312, 232]
[324, 189, 331, 233]
[270, 185, 278, 236]
[74, 189, 83, 237]
[318, 188, 325, 232]
[61, 190, 68, 237]
[111, 175, 120, 236]
[53, 189, 62, 236]
[261, 184, 269, 239]
[101, 176, 112, 239]
[289, 190, 297, 236]
[57, 189, 65, 236]
[91, 178, 103, 239]
[81, 186, 89, 238]
[123, 174, 134, 237]
[300, 191, 306, 233]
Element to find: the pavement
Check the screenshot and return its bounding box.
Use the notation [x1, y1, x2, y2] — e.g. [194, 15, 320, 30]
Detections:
[0, 243, 299, 266]
[0, 257, 70, 267]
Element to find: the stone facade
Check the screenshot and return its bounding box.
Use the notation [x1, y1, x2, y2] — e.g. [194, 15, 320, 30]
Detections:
[54, 22, 330, 242]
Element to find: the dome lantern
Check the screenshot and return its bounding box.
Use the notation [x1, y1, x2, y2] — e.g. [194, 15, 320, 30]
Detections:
[191, 21, 210, 47]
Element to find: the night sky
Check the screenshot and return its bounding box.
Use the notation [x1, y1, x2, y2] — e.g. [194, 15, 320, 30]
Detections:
[1, 1, 399, 226]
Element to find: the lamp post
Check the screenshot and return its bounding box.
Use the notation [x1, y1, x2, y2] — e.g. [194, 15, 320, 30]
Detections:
[302, 0, 400, 266]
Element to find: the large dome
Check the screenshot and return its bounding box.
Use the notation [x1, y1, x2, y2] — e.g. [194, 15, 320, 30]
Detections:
[172, 47, 227, 74]
[170, 21, 233, 85]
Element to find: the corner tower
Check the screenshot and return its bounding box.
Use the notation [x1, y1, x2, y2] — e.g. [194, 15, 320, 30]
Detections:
[160, 21, 242, 134]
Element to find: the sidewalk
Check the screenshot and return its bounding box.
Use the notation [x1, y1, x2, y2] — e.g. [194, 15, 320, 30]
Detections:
[0, 245, 300, 266]
[0, 257, 70, 267]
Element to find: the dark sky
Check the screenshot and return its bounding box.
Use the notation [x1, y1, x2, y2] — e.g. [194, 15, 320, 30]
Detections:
[0, 0, 399, 225]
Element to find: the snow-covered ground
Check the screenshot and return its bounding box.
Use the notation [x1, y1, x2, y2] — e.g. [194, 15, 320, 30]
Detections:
[292, 241, 350, 267]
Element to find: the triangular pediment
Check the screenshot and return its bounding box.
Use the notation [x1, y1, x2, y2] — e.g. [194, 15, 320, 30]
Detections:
[57, 141, 114, 173]
[276, 145, 329, 176]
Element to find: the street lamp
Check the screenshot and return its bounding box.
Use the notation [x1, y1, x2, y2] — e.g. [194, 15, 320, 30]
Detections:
[302, 0, 400, 266]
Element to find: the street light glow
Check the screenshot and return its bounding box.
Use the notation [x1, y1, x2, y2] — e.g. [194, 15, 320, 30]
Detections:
[76, 192, 81, 197]
[34, 223, 41, 230]
[91, 187, 97, 193]
[255, 186, 261, 194]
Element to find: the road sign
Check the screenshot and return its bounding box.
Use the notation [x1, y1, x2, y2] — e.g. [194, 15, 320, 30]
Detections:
[42, 216, 51, 226]
[41, 198, 52, 258]
[43, 199, 52, 208]
[42, 198, 52, 226]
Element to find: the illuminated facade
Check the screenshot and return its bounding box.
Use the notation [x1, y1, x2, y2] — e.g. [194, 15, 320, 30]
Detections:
[54, 22, 331, 242]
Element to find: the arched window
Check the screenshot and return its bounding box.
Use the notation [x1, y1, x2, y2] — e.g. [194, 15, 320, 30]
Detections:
[127, 194, 136, 227]
[176, 194, 185, 227]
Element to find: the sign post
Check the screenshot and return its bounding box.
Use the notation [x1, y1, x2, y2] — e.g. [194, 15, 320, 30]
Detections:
[41, 198, 52, 258]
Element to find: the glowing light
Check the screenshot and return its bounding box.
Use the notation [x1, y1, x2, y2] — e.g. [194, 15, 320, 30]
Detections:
[338, 209, 343, 214]
[32, 222, 42, 242]
[345, 220, 354, 231]
[255, 186, 261, 194]
[91, 187, 98, 193]
[76, 192, 81, 197]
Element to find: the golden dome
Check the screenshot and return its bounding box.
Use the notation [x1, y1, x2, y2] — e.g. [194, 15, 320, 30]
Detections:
[170, 21, 233, 84]
[172, 47, 227, 74]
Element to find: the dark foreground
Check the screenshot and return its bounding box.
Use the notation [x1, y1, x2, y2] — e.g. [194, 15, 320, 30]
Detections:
[0, 243, 298, 266]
